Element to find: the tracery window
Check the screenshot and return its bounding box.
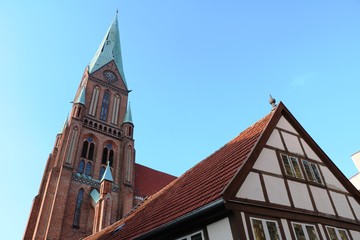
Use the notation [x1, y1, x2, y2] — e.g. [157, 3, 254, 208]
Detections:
[101, 144, 114, 167]
[77, 160, 85, 174]
[85, 162, 92, 177]
[73, 188, 84, 228]
[81, 137, 95, 160]
[100, 91, 110, 121]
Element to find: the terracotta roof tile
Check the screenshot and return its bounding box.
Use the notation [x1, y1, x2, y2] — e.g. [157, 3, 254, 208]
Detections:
[85, 111, 274, 240]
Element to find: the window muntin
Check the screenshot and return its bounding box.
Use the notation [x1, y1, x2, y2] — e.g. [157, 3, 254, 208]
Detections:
[292, 222, 319, 240]
[302, 160, 322, 184]
[326, 226, 350, 240]
[176, 231, 204, 240]
[250, 217, 281, 240]
[281, 154, 303, 179]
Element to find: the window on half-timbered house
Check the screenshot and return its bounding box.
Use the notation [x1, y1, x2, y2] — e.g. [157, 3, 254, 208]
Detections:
[250, 217, 281, 240]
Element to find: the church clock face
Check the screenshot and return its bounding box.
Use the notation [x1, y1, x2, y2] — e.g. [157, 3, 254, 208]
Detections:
[103, 70, 118, 83]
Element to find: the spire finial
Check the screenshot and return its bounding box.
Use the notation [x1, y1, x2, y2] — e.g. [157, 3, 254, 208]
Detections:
[269, 95, 277, 109]
[116, 9, 119, 15]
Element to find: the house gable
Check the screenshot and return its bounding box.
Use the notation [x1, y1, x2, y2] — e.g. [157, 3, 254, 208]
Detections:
[225, 102, 360, 224]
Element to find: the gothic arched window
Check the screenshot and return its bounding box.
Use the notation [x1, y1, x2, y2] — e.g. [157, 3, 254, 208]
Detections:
[102, 147, 108, 165]
[101, 144, 114, 167]
[100, 91, 110, 121]
[73, 188, 84, 228]
[77, 160, 85, 174]
[85, 162, 92, 177]
[81, 137, 95, 160]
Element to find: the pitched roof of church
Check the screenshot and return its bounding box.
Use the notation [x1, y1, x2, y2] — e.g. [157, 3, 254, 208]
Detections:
[88, 13, 127, 87]
[134, 163, 177, 198]
[85, 104, 275, 240]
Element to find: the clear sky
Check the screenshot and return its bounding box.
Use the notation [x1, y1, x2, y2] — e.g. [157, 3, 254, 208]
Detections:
[1, 0, 360, 238]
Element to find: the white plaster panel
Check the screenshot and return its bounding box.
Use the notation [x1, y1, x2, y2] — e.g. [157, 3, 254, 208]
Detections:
[320, 166, 347, 192]
[350, 173, 360, 190]
[207, 217, 233, 240]
[281, 219, 292, 240]
[266, 129, 285, 150]
[241, 212, 250, 240]
[348, 197, 360, 221]
[350, 230, 360, 240]
[277, 116, 298, 134]
[281, 131, 304, 156]
[253, 148, 282, 174]
[310, 186, 335, 215]
[300, 138, 321, 162]
[236, 172, 265, 201]
[288, 180, 314, 211]
[263, 175, 291, 206]
[330, 191, 355, 219]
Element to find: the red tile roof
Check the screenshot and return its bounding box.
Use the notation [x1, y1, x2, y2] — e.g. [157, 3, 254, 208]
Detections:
[85, 111, 274, 240]
[134, 163, 177, 198]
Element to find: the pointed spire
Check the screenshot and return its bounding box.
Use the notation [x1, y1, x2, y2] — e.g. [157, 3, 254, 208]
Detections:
[59, 115, 69, 134]
[123, 102, 133, 124]
[101, 161, 114, 182]
[73, 86, 86, 105]
[88, 12, 127, 87]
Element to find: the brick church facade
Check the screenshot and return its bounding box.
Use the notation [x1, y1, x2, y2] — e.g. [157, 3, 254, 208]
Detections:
[24, 14, 176, 240]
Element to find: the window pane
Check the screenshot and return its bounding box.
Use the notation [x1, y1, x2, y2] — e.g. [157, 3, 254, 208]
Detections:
[252, 219, 266, 240]
[338, 230, 349, 240]
[305, 225, 319, 240]
[102, 148, 108, 164]
[293, 224, 306, 240]
[100, 91, 110, 121]
[81, 141, 88, 158]
[326, 227, 338, 240]
[88, 143, 95, 160]
[99, 166, 106, 180]
[85, 162, 92, 176]
[282, 155, 294, 177]
[310, 163, 322, 184]
[290, 157, 303, 178]
[77, 160, 85, 174]
[302, 160, 314, 182]
[266, 221, 280, 240]
[190, 233, 203, 240]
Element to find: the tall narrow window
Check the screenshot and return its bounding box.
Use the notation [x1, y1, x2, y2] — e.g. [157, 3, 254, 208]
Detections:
[81, 141, 89, 158]
[102, 147, 108, 165]
[85, 162, 92, 177]
[88, 143, 95, 160]
[109, 149, 114, 167]
[65, 127, 78, 164]
[77, 160, 85, 174]
[89, 86, 100, 116]
[125, 146, 133, 183]
[100, 91, 110, 121]
[73, 189, 84, 228]
[111, 95, 121, 125]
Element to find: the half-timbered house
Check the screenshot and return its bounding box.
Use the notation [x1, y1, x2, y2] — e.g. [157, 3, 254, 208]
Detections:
[84, 101, 360, 240]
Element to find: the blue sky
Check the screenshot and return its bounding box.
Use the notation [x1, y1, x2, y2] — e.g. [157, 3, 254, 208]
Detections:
[1, 0, 360, 238]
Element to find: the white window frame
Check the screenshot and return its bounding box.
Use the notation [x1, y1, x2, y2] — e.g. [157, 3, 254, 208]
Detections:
[291, 222, 320, 240]
[325, 226, 350, 240]
[176, 230, 204, 240]
[302, 160, 323, 184]
[280, 154, 304, 179]
[250, 217, 282, 240]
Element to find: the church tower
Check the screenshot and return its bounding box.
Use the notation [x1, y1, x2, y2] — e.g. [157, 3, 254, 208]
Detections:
[24, 13, 136, 240]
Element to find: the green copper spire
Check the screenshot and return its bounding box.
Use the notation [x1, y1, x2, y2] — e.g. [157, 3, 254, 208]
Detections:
[101, 161, 114, 182]
[73, 86, 86, 105]
[88, 13, 127, 87]
[123, 103, 133, 124]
